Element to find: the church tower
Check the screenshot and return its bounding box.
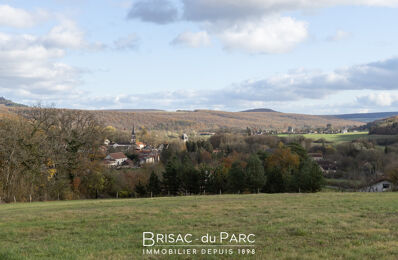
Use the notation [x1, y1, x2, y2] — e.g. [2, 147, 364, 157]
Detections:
[131, 125, 136, 144]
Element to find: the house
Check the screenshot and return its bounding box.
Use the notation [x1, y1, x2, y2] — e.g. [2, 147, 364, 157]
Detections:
[139, 156, 155, 165]
[317, 160, 337, 174]
[157, 143, 168, 151]
[108, 142, 132, 149]
[105, 152, 128, 166]
[308, 153, 323, 161]
[137, 149, 160, 165]
[104, 159, 118, 168]
[136, 142, 145, 150]
[360, 178, 394, 192]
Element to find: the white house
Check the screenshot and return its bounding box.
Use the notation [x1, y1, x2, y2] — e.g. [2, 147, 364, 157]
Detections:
[104, 139, 110, 145]
[139, 156, 155, 165]
[136, 142, 145, 150]
[360, 179, 394, 192]
[105, 152, 128, 166]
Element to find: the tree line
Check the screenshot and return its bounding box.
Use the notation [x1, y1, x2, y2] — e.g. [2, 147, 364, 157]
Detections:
[135, 138, 324, 197]
[0, 108, 106, 202]
[1, 108, 325, 203]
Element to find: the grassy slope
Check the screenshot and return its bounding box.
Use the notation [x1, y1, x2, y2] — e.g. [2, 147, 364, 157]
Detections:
[278, 132, 397, 144]
[1, 193, 398, 259]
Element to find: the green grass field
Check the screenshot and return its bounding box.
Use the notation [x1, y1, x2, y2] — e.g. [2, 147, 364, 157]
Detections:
[278, 132, 397, 144]
[1, 193, 398, 259]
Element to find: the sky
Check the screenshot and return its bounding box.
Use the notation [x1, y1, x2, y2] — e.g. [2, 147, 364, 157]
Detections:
[0, 0, 398, 114]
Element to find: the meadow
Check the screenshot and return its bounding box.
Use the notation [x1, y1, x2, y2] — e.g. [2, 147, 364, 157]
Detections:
[1, 193, 398, 259]
[278, 132, 397, 144]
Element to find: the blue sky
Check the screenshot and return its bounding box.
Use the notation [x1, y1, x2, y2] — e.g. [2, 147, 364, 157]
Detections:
[1, 0, 398, 114]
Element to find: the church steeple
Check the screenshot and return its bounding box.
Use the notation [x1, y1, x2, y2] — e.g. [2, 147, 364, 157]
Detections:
[131, 125, 136, 144]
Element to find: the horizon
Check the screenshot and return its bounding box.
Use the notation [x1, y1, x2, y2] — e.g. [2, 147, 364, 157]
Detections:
[1, 1, 398, 113]
[3, 95, 398, 117]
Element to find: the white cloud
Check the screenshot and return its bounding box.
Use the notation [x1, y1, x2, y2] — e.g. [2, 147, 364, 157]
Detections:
[171, 31, 211, 48]
[0, 25, 85, 99]
[43, 20, 85, 49]
[128, 0, 398, 54]
[217, 16, 308, 54]
[39, 57, 398, 112]
[357, 92, 398, 106]
[327, 30, 352, 41]
[0, 5, 48, 28]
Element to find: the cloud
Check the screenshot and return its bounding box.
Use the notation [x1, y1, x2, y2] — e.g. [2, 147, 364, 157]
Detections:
[127, 0, 178, 24]
[182, 0, 398, 22]
[113, 34, 139, 50]
[0, 21, 88, 100]
[97, 57, 398, 110]
[8, 54, 398, 112]
[171, 31, 210, 48]
[217, 16, 308, 54]
[36, 56, 398, 112]
[227, 57, 398, 102]
[128, 0, 398, 54]
[357, 92, 398, 106]
[42, 20, 85, 49]
[327, 30, 352, 41]
[0, 5, 48, 28]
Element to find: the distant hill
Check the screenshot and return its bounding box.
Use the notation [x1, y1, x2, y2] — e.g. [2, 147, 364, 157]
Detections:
[332, 112, 398, 123]
[0, 97, 27, 107]
[14, 109, 362, 131]
[102, 109, 164, 112]
[241, 108, 277, 112]
[5, 105, 363, 132]
[365, 116, 398, 135]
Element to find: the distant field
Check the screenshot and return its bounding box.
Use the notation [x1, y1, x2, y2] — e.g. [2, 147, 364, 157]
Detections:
[1, 193, 398, 259]
[278, 132, 397, 144]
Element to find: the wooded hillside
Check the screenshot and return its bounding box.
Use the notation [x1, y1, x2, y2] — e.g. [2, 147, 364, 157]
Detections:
[3, 106, 363, 131]
[368, 116, 398, 135]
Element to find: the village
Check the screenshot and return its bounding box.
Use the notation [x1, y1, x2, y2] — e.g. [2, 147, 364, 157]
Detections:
[101, 125, 395, 193]
[103, 126, 168, 168]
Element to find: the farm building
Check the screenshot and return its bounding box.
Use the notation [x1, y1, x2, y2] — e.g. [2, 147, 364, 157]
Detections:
[105, 152, 128, 166]
[360, 179, 394, 192]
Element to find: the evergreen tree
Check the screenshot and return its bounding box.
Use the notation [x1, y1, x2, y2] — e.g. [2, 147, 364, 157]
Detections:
[228, 162, 246, 193]
[288, 143, 308, 162]
[246, 154, 266, 193]
[208, 165, 228, 194]
[292, 159, 324, 192]
[264, 169, 285, 193]
[135, 181, 147, 197]
[147, 171, 162, 196]
[162, 157, 180, 195]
